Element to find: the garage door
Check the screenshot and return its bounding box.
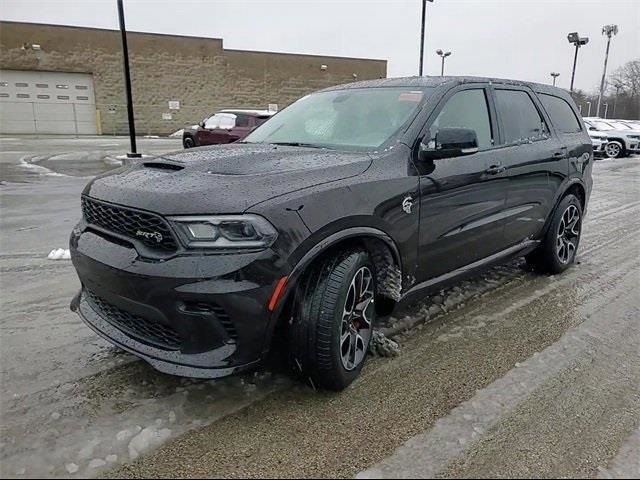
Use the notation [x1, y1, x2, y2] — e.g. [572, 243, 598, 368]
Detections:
[0, 70, 98, 135]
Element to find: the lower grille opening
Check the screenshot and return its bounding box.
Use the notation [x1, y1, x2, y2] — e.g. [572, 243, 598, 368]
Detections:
[181, 301, 239, 341]
[85, 290, 182, 350]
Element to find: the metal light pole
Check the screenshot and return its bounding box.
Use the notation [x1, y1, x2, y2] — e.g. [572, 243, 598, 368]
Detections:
[567, 32, 589, 94]
[603, 103, 609, 119]
[596, 24, 618, 118]
[550, 72, 560, 86]
[586, 101, 592, 117]
[436, 49, 452, 76]
[612, 83, 622, 117]
[418, 0, 434, 76]
[117, 0, 141, 158]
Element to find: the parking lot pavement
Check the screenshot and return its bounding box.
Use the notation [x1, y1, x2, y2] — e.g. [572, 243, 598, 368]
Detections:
[1, 138, 639, 478]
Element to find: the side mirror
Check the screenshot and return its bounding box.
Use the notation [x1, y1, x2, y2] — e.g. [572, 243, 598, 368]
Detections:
[419, 127, 479, 161]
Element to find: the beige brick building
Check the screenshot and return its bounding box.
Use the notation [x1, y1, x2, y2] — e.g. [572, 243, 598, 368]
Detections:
[0, 21, 387, 135]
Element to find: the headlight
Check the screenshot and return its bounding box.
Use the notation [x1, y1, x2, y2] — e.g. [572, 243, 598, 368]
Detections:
[168, 214, 278, 249]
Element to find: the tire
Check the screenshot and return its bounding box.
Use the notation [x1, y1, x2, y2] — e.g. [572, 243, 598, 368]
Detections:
[183, 136, 195, 149]
[605, 141, 623, 158]
[526, 194, 583, 274]
[289, 249, 376, 391]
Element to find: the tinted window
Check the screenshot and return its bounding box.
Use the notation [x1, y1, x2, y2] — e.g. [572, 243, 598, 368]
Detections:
[430, 89, 493, 149]
[539, 94, 582, 133]
[495, 89, 549, 144]
[235, 114, 251, 127]
[255, 116, 270, 127]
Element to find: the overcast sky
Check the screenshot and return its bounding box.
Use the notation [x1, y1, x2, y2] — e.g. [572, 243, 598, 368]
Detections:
[1, 0, 638, 92]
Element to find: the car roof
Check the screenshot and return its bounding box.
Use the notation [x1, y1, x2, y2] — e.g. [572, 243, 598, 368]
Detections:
[320, 75, 567, 96]
[219, 109, 275, 117]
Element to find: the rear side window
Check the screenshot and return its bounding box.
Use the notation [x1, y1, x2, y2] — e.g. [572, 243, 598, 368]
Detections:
[495, 89, 549, 144]
[539, 94, 582, 133]
[430, 89, 493, 149]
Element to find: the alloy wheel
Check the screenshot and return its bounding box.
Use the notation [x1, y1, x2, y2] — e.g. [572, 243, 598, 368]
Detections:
[605, 142, 620, 158]
[556, 204, 581, 264]
[340, 266, 374, 371]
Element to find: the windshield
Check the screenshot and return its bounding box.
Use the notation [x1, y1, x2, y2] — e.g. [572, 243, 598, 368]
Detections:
[243, 87, 431, 150]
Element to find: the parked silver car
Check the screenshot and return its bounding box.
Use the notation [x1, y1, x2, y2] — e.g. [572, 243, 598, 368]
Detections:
[584, 118, 640, 158]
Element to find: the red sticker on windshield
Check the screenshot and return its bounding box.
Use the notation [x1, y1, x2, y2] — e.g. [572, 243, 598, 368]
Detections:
[398, 91, 424, 102]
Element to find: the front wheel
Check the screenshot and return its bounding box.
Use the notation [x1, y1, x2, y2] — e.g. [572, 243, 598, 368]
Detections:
[289, 250, 376, 391]
[183, 136, 195, 149]
[527, 194, 583, 274]
[605, 141, 623, 158]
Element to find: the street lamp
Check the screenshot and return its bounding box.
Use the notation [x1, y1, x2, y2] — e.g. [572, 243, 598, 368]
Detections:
[596, 24, 619, 118]
[117, 0, 140, 158]
[418, 0, 435, 76]
[436, 49, 452, 76]
[612, 82, 623, 117]
[567, 32, 589, 94]
[550, 72, 560, 86]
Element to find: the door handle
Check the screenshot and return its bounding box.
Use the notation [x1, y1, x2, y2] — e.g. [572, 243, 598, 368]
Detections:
[485, 164, 506, 175]
[553, 147, 568, 158]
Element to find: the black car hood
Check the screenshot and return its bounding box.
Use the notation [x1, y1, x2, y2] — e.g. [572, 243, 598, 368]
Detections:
[84, 143, 372, 214]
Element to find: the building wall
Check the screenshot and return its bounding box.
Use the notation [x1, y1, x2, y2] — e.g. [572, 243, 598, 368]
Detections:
[0, 21, 387, 135]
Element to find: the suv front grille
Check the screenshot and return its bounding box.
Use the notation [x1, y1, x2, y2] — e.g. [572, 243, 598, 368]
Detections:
[85, 290, 182, 350]
[81, 196, 178, 252]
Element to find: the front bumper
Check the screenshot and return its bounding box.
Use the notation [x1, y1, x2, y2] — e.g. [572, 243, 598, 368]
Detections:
[591, 139, 606, 154]
[70, 225, 284, 378]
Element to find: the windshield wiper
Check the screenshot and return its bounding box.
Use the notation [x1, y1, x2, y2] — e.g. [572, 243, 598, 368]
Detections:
[269, 142, 325, 149]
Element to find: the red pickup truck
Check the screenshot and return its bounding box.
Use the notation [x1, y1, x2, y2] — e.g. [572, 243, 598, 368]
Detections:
[182, 109, 275, 148]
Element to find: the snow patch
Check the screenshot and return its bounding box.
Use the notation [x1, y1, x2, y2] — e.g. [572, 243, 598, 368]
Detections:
[48, 248, 70, 260]
[127, 426, 172, 460]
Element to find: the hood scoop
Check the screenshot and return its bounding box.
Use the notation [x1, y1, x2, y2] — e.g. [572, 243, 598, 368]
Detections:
[143, 162, 184, 171]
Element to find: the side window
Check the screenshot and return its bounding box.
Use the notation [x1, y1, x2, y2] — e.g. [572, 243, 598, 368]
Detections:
[430, 89, 493, 149]
[495, 89, 549, 144]
[539, 94, 582, 134]
[235, 114, 250, 127]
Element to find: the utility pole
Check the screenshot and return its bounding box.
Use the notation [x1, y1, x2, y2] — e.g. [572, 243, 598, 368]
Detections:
[117, 0, 141, 158]
[596, 24, 618, 118]
[418, 0, 434, 76]
[550, 72, 560, 86]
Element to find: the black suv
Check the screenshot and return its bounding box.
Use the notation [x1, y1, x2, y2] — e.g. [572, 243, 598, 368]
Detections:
[70, 76, 592, 390]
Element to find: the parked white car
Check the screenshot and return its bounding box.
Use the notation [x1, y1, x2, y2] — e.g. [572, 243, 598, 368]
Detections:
[584, 118, 640, 158]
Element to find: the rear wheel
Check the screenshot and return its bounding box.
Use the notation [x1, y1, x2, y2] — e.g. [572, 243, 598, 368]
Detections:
[289, 250, 376, 391]
[527, 194, 582, 274]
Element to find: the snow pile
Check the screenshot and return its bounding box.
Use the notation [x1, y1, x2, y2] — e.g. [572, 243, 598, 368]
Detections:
[48, 248, 71, 260]
[169, 129, 184, 138]
[127, 426, 172, 460]
[369, 331, 400, 357]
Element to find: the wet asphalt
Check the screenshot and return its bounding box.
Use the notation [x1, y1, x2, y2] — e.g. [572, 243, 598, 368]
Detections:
[0, 136, 638, 478]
